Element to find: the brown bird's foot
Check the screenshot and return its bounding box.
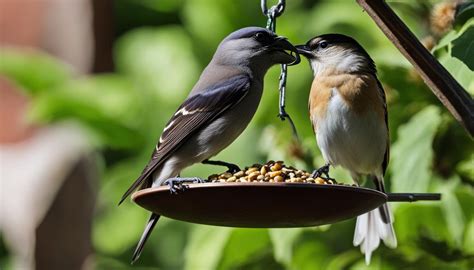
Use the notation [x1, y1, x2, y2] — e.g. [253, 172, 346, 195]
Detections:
[202, 159, 241, 173]
[311, 164, 337, 183]
[164, 177, 205, 194]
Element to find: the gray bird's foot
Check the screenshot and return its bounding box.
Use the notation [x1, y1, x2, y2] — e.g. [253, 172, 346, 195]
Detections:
[202, 159, 241, 173]
[311, 164, 337, 183]
[164, 177, 205, 194]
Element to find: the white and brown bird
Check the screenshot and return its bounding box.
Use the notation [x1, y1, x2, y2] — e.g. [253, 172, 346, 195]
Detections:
[296, 34, 396, 264]
[119, 27, 299, 263]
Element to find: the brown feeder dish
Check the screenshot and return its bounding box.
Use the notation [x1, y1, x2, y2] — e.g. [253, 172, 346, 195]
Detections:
[132, 182, 441, 228]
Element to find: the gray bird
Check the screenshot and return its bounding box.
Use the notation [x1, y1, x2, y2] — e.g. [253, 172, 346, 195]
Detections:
[119, 26, 299, 263]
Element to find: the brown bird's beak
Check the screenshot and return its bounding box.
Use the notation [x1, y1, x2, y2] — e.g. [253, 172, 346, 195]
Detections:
[295, 45, 313, 58]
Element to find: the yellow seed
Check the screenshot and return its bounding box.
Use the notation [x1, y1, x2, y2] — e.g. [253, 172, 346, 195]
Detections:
[268, 171, 282, 178]
[315, 178, 325, 184]
[271, 163, 282, 171]
[227, 176, 236, 182]
[248, 172, 260, 180]
[260, 166, 267, 175]
[274, 175, 284, 182]
[246, 167, 258, 174]
[234, 171, 244, 177]
[257, 175, 264, 180]
[219, 179, 226, 183]
[221, 172, 233, 178]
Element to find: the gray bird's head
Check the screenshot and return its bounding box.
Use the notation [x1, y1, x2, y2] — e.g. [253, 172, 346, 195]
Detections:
[296, 34, 375, 76]
[212, 27, 300, 74]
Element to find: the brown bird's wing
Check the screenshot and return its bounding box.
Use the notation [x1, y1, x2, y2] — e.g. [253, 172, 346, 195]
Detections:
[375, 78, 389, 175]
[119, 75, 251, 204]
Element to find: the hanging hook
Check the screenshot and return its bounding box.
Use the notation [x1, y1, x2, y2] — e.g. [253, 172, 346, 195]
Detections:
[261, 0, 300, 142]
[261, 0, 285, 18]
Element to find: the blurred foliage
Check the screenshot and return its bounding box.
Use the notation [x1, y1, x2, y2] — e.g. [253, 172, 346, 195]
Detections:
[1, 0, 473, 269]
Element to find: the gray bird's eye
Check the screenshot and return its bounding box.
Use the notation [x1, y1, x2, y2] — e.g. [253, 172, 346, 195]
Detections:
[254, 32, 266, 42]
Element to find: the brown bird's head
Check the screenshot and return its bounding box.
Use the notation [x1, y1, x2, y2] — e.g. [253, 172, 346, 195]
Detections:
[296, 34, 375, 76]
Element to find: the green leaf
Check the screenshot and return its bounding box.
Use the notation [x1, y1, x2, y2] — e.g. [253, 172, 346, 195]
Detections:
[184, 226, 232, 270]
[454, 2, 474, 27]
[463, 220, 474, 254]
[456, 154, 474, 181]
[93, 203, 149, 254]
[28, 75, 146, 149]
[0, 49, 70, 95]
[217, 229, 271, 270]
[390, 106, 442, 193]
[432, 30, 457, 53]
[439, 55, 474, 94]
[325, 250, 361, 270]
[115, 26, 200, 101]
[452, 24, 474, 70]
[432, 176, 465, 247]
[269, 228, 303, 266]
[291, 240, 332, 270]
[395, 203, 450, 248]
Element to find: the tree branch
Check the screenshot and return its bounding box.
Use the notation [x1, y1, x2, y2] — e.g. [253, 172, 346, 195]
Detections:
[356, 0, 474, 136]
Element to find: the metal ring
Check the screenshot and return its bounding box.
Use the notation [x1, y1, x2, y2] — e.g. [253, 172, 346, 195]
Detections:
[261, 0, 285, 17]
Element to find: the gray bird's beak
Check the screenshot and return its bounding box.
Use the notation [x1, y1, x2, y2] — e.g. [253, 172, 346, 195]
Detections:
[270, 36, 301, 65]
[295, 45, 313, 58]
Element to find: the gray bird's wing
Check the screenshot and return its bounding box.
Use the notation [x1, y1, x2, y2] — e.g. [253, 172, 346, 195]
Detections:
[119, 75, 251, 204]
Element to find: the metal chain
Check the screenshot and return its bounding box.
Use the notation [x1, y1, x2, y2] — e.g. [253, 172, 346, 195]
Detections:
[261, 0, 300, 141]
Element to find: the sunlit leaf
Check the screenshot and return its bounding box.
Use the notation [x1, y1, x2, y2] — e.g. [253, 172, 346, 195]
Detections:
[0, 48, 71, 95]
[439, 56, 474, 94]
[115, 26, 200, 101]
[93, 203, 149, 254]
[184, 226, 232, 270]
[291, 241, 332, 270]
[390, 106, 442, 193]
[217, 229, 271, 270]
[432, 176, 465, 247]
[269, 228, 303, 266]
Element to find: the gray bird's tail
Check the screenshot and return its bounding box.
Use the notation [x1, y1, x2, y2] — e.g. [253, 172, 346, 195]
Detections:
[131, 213, 160, 264]
[353, 176, 397, 265]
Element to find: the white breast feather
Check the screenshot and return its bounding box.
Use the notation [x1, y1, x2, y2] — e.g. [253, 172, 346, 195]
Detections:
[315, 89, 386, 176]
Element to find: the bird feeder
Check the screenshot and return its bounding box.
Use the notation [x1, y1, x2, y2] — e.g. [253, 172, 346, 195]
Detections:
[132, 182, 440, 228]
[130, 0, 474, 227]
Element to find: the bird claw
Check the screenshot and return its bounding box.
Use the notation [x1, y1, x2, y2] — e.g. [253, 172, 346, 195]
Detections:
[202, 159, 241, 173]
[311, 164, 337, 183]
[164, 177, 205, 194]
[226, 164, 241, 174]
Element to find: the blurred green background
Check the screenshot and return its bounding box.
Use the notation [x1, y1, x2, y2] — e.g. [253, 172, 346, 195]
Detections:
[1, 0, 473, 269]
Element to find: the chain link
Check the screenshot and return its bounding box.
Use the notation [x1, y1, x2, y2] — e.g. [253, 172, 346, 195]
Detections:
[261, 0, 299, 141]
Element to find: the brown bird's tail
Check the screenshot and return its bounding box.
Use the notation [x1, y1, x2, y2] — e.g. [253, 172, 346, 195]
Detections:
[353, 175, 397, 265]
[131, 213, 160, 264]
